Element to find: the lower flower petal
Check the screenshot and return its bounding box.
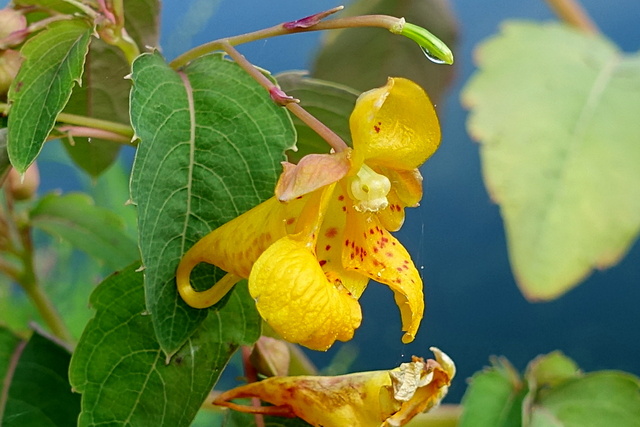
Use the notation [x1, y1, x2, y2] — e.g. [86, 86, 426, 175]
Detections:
[343, 210, 424, 343]
[249, 236, 362, 351]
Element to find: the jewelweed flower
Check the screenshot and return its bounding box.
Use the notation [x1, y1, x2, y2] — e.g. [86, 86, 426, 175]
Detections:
[177, 77, 440, 350]
[214, 347, 455, 427]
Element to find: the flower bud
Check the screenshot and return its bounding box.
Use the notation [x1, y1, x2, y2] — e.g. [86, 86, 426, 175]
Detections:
[250, 336, 291, 377]
[0, 49, 22, 95]
[0, 8, 27, 47]
[6, 163, 39, 201]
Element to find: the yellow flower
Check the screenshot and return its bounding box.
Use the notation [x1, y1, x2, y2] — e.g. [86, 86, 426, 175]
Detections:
[176, 77, 440, 350]
[213, 347, 455, 427]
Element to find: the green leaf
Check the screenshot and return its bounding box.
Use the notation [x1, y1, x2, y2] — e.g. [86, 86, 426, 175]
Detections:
[89, 160, 138, 241]
[7, 19, 92, 173]
[459, 357, 527, 427]
[530, 372, 640, 427]
[0, 329, 80, 427]
[276, 71, 358, 162]
[62, 38, 130, 177]
[69, 263, 260, 426]
[30, 192, 138, 270]
[462, 22, 640, 300]
[312, 0, 457, 104]
[63, 0, 160, 177]
[123, 0, 161, 49]
[129, 52, 295, 355]
[525, 351, 580, 390]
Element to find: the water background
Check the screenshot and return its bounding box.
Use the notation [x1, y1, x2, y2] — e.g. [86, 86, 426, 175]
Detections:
[4, 0, 639, 403]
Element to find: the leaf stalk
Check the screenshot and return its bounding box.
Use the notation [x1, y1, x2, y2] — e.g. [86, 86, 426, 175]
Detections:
[545, 0, 599, 33]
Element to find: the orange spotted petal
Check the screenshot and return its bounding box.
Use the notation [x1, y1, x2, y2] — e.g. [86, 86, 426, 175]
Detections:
[350, 77, 440, 171]
[316, 184, 369, 298]
[376, 167, 424, 232]
[249, 236, 362, 351]
[384, 167, 424, 208]
[376, 187, 407, 233]
[176, 196, 305, 308]
[342, 209, 424, 343]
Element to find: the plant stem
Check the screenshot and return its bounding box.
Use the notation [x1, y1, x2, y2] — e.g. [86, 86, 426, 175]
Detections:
[56, 112, 134, 138]
[1, 102, 136, 144]
[242, 345, 265, 427]
[17, 225, 74, 344]
[56, 126, 135, 145]
[22, 279, 74, 343]
[221, 42, 349, 153]
[62, 0, 98, 18]
[170, 14, 402, 70]
[545, 0, 599, 33]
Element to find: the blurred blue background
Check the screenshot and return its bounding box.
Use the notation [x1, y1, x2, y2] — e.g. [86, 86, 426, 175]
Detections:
[5, 0, 639, 403]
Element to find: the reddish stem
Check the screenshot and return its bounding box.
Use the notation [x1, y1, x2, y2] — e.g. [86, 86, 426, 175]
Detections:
[242, 346, 265, 427]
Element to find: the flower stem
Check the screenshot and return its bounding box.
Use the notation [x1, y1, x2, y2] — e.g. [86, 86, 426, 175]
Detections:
[170, 13, 403, 70]
[220, 43, 349, 153]
[545, 0, 599, 33]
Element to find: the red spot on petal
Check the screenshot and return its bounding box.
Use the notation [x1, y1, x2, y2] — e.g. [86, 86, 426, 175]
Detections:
[325, 227, 338, 238]
[397, 267, 404, 272]
[342, 206, 347, 212]
[374, 125, 381, 133]
[345, 239, 350, 247]
[325, 245, 331, 251]
[319, 260, 327, 267]
[338, 195, 344, 201]
[286, 217, 295, 225]
[386, 252, 394, 258]
[369, 229, 375, 235]
[373, 247, 379, 253]
[395, 278, 402, 284]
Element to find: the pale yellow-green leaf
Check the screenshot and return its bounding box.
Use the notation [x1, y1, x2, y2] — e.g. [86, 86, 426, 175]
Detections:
[462, 21, 640, 300]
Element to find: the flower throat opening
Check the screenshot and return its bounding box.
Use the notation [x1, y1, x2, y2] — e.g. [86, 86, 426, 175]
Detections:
[349, 164, 391, 212]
